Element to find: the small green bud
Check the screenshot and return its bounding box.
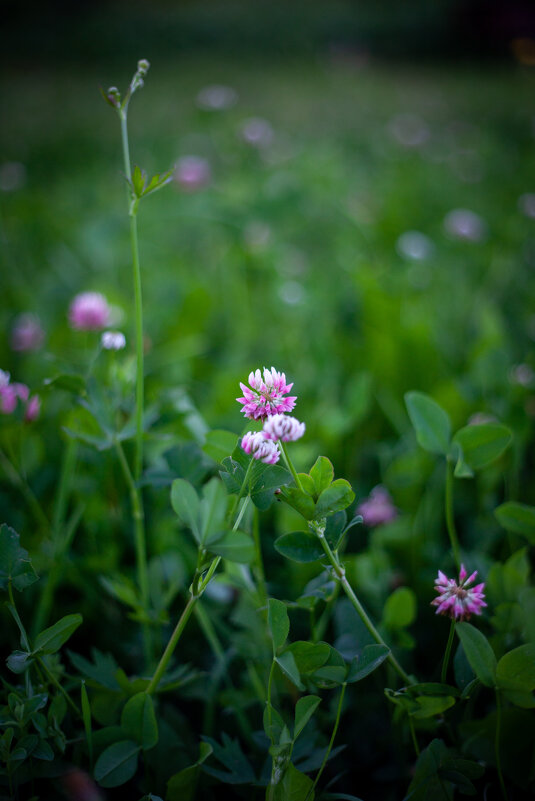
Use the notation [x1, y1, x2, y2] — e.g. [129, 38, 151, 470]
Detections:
[137, 59, 150, 74]
[107, 86, 121, 106]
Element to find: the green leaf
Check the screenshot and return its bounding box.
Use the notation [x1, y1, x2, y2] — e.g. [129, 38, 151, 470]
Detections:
[34, 614, 83, 655]
[495, 502, 535, 543]
[309, 456, 334, 496]
[81, 681, 93, 767]
[268, 599, 290, 653]
[284, 641, 331, 674]
[208, 530, 255, 563]
[346, 644, 390, 683]
[141, 169, 173, 197]
[6, 650, 33, 674]
[411, 695, 456, 719]
[382, 587, 417, 629]
[201, 734, 255, 785]
[121, 693, 158, 750]
[94, 739, 140, 788]
[202, 430, 239, 464]
[199, 478, 227, 545]
[456, 622, 496, 688]
[294, 695, 321, 740]
[132, 164, 146, 196]
[250, 464, 292, 511]
[453, 423, 512, 472]
[274, 531, 324, 563]
[405, 391, 451, 455]
[496, 644, 535, 707]
[170, 479, 201, 542]
[272, 762, 315, 801]
[276, 652, 304, 690]
[0, 525, 39, 592]
[43, 373, 86, 396]
[314, 479, 355, 518]
[279, 486, 316, 520]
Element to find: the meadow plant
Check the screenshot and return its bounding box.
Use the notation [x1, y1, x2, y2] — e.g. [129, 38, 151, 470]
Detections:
[1, 61, 534, 801]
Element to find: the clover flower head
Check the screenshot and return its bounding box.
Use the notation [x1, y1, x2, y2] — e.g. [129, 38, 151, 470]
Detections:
[25, 395, 40, 422]
[241, 431, 280, 464]
[0, 373, 33, 418]
[263, 413, 305, 442]
[356, 486, 397, 527]
[101, 331, 126, 351]
[431, 564, 487, 621]
[237, 367, 296, 420]
[174, 157, 211, 192]
[11, 313, 45, 352]
[69, 292, 111, 331]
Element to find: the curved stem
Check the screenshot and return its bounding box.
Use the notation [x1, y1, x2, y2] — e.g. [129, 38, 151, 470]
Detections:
[445, 458, 461, 571]
[306, 683, 346, 800]
[266, 659, 277, 742]
[37, 656, 80, 718]
[252, 507, 268, 606]
[495, 689, 509, 801]
[408, 714, 420, 757]
[146, 595, 197, 695]
[310, 520, 414, 686]
[280, 441, 303, 492]
[441, 619, 456, 684]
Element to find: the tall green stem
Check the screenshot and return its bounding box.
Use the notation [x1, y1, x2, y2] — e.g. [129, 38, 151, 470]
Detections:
[441, 619, 456, 684]
[310, 520, 413, 686]
[445, 458, 461, 571]
[306, 683, 346, 800]
[280, 441, 303, 491]
[0, 447, 49, 532]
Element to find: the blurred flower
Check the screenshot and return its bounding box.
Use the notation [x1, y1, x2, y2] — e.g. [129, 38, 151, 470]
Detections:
[237, 367, 296, 420]
[196, 84, 238, 111]
[0, 372, 35, 419]
[241, 431, 280, 464]
[518, 193, 535, 219]
[101, 331, 126, 351]
[510, 363, 534, 387]
[61, 768, 103, 801]
[357, 486, 397, 527]
[443, 208, 487, 242]
[69, 292, 111, 331]
[0, 161, 27, 192]
[396, 230, 434, 261]
[468, 412, 497, 426]
[174, 156, 211, 192]
[0, 370, 10, 388]
[263, 413, 305, 442]
[24, 395, 40, 422]
[11, 313, 45, 352]
[387, 113, 430, 148]
[240, 118, 274, 148]
[431, 565, 486, 621]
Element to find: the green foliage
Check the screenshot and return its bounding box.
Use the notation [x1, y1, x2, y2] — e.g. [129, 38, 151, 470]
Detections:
[0, 525, 38, 592]
[405, 392, 451, 456]
[94, 739, 141, 788]
[495, 502, 535, 543]
[121, 692, 158, 750]
[453, 423, 512, 476]
[268, 599, 290, 654]
[456, 623, 497, 688]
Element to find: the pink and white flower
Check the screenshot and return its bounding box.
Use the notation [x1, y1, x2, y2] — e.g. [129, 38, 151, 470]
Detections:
[263, 413, 305, 442]
[241, 431, 280, 464]
[69, 292, 111, 331]
[431, 564, 487, 621]
[101, 331, 126, 351]
[356, 486, 397, 527]
[0, 371, 38, 420]
[237, 367, 296, 421]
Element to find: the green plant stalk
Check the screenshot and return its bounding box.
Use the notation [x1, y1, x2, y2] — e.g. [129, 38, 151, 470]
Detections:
[306, 682, 347, 800]
[252, 507, 268, 606]
[495, 689, 509, 801]
[119, 108, 144, 482]
[36, 656, 80, 718]
[280, 441, 304, 491]
[147, 462, 254, 694]
[310, 520, 413, 686]
[52, 439, 77, 536]
[445, 458, 461, 571]
[266, 658, 277, 743]
[115, 440, 150, 663]
[408, 714, 420, 757]
[0, 447, 49, 532]
[441, 619, 456, 684]
[313, 580, 341, 643]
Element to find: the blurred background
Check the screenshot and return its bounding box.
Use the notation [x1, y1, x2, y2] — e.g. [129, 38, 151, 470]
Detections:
[2, 0, 535, 490]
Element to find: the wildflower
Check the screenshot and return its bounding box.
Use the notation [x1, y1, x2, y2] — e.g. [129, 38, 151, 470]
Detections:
[69, 292, 111, 331]
[101, 331, 126, 351]
[356, 486, 397, 527]
[431, 565, 487, 621]
[0, 370, 10, 388]
[24, 395, 40, 422]
[443, 209, 487, 242]
[0, 375, 30, 415]
[196, 85, 238, 111]
[241, 431, 280, 464]
[240, 118, 274, 148]
[263, 413, 305, 442]
[174, 157, 211, 192]
[11, 313, 45, 352]
[237, 367, 297, 420]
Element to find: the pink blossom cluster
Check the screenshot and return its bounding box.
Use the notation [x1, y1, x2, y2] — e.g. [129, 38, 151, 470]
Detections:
[241, 431, 280, 464]
[263, 413, 305, 442]
[237, 367, 296, 421]
[0, 370, 40, 421]
[69, 292, 111, 331]
[431, 564, 487, 621]
[356, 486, 397, 527]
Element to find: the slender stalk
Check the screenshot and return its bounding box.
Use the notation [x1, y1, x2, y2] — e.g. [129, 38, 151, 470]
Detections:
[266, 659, 277, 741]
[146, 595, 197, 695]
[279, 441, 303, 491]
[313, 581, 341, 643]
[37, 656, 80, 718]
[495, 690, 509, 801]
[445, 458, 461, 571]
[0, 447, 49, 532]
[252, 507, 268, 606]
[52, 439, 77, 536]
[306, 683, 347, 800]
[310, 520, 413, 686]
[408, 714, 420, 757]
[441, 619, 456, 684]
